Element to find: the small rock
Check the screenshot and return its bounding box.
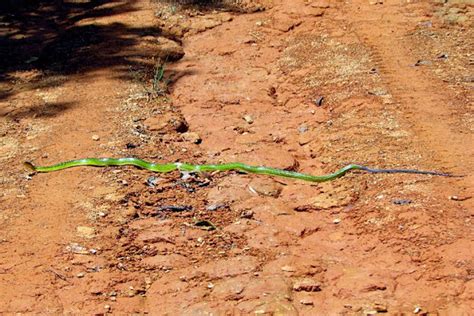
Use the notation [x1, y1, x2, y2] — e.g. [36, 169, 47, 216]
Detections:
[91, 134, 100, 141]
[313, 96, 324, 106]
[243, 115, 254, 124]
[255, 21, 263, 26]
[299, 298, 314, 305]
[281, 265, 296, 272]
[248, 178, 282, 198]
[146, 176, 161, 187]
[393, 199, 412, 205]
[333, 218, 341, 224]
[449, 195, 471, 202]
[182, 132, 202, 144]
[372, 303, 388, 313]
[206, 204, 227, 211]
[77, 272, 85, 278]
[144, 113, 188, 133]
[368, 88, 388, 96]
[414, 59, 432, 67]
[66, 243, 88, 254]
[298, 132, 314, 146]
[298, 124, 309, 133]
[123, 206, 138, 219]
[418, 21, 432, 28]
[76, 226, 95, 239]
[207, 282, 214, 289]
[240, 210, 254, 219]
[293, 279, 321, 292]
[413, 306, 422, 314]
[437, 53, 448, 59]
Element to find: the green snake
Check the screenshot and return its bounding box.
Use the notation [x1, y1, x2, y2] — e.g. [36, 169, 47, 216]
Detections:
[24, 158, 454, 182]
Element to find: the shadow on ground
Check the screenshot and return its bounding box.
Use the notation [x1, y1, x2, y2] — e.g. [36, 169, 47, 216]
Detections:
[0, 0, 190, 103]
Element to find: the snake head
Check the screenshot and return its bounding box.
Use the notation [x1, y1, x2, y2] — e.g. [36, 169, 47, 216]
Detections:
[23, 161, 37, 173]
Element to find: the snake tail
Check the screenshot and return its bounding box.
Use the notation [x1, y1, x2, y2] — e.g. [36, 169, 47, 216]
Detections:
[23, 158, 456, 183]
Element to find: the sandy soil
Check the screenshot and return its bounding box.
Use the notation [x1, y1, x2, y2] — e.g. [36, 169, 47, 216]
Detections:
[0, 0, 473, 314]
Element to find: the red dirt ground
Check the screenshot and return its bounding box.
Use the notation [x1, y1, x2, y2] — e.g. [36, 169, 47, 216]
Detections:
[0, 0, 473, 314]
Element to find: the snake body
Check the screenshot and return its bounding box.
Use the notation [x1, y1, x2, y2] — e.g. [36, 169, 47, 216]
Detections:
[24, 158, 453, 182]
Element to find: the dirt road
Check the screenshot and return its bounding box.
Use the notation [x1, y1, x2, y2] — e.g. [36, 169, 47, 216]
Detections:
[1, 0, 472, 314]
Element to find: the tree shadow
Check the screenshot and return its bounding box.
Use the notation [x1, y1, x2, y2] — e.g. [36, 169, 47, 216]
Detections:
[0, 101, 77, 120]
[0, 0, 190, 102]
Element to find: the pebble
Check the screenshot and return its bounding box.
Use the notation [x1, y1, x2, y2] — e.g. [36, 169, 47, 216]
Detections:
[91, 134, 100, 141]
[144, 113, 189, 133]
[123, 206, 138, 218]
[298, 124, 309, 133]
[206, 203, 227, 211]
[449, 195, 470, 201]
[414, 59, 432, 66]
[333, 218, 341, 224]
[248, 178, 282, 198]
[293, 279, 321, 292]
[243, 115, 254, 124]
[182, 132, 202, 144]
[146, 176, 161, 187]
[66, 243, 89, 255]
[299, 298, 314, 305]
[281, 265, 296, 272]
[240, 210, 254, 219]
[298, 132, 314, 146]
[368, 88, 388, 96]
[437, 53, 448, 59]
[393, 199, 412, 205]
[77, 272, 85, 278]
[313, 96, 324, 106]
[372, 303, 388, 313]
